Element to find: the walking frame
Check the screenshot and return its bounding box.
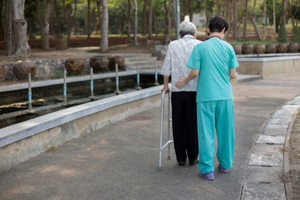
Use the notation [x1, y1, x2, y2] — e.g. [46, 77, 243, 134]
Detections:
[158, 91, 173, 171]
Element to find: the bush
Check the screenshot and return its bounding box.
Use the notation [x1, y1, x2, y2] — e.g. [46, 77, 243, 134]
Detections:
[277, 26, 288, 43]
[292, 27, 300, 42]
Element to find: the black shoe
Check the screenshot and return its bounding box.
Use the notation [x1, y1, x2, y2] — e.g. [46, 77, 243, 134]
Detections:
[178, 161, 186, 166]
[189, 159, 199, 166]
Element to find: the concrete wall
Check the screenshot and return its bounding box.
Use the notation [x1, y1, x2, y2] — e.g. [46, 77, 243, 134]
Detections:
[237, 55, 300, 79]
[0, 86, 162, 172]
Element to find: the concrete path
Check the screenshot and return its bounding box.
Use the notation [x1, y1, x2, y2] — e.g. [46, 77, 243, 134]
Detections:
[0, 74, 300, 200]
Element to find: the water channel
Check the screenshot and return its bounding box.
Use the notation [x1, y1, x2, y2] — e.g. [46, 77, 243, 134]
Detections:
[0, 71, 162, 129]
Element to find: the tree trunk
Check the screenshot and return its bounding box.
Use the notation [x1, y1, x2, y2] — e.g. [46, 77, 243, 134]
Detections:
[37, 0, 51, 50]
[225, 0, 229, 20]
[232, 0, 238, 40]
[133, 0, 138, 46]
[154, 12, 157, 36]
[5, 0, 31, 57]
[148, 0, 153, 40]
[54, 0, 60, 34]
[273, 0, 276, 35]
[262, 0, 267, 40]
[286, 6, 295, 30]
[174, 0, 180, 39]
[250, 0, 262, 40]
[127, 0, 131, 43]
[205, 0, 209, 31]
[142, 0, 147, 36]
[187, 0, 193, 22]
[61, 0, 69, 45]
[281, 0, 287, 28]
[70, 0, 78, 42]
[87, 0, 91, 39]
[0, 0, 4, 40]
[4, 0, 13, 55]
[61, 0, 77, 47]
[164, 0, 171, 43]
[243, 0, 248, 40]
[216, 0, 221, 16]
[101, 0, 109, 52]
[96, 0, 101, 34]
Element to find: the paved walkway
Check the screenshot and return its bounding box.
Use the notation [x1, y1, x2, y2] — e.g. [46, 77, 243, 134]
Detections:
[0, 74, 299, 200]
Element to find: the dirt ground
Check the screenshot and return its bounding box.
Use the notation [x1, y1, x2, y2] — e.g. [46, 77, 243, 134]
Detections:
[289, 109, 300, 199]
[0, 44, 155, 60]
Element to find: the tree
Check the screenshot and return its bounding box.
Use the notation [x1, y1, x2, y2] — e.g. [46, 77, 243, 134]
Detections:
[0, 0, 4, 40]
[87, 0, 91, 39]
[277, 0, 288, 43]
[204, 0, 209, 31]
[262, 0, 267, 40]
[4, 0, 31, 57]
[95, 0, 108, 51]
[216, 0, 222, 16]
[61, 0, 78, 46]
[266, 0, 281, 32]
[288, 0, 300, 42]
[281, 0, 287, 28]
[133, 0, 138, 46]
[287, 0, 300, 29]
[232, 0, 238, 40]
[250, 0, 262, 40]
[36, 0, 51, 50]
[148, 0, 153, 40]
[142, 0, 147, 36]
[164, 0, 172, 43]
[100, 0, 108, 52]
[242, 0, 248, 40]
[127, 0, 131, 42]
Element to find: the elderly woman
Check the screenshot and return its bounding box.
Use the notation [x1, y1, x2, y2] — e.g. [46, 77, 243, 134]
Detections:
[161, 21, 201, 166]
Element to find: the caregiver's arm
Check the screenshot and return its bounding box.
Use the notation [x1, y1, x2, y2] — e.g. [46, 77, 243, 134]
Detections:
[230, 68, 237, 80]
[175, 69, 199, 89]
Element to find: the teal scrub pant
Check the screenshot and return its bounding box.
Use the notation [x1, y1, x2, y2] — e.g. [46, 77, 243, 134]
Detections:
[197, 100, 235, 174]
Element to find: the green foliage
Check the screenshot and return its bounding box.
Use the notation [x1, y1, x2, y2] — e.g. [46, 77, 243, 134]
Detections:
[292, 27, 300, 42]
[22, 0, 300, 42]
[277, 26, 288, 43]
[51, 69, 64, 79]
[180, 0, 205, 16]
[291, 2, 300, 21]
[266, 0, 282, 31]
[25, 0, 37, 18]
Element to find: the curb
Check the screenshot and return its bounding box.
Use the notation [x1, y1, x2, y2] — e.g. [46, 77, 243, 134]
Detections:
[284, 107, 300, 200]
[241, 95, 300, 199]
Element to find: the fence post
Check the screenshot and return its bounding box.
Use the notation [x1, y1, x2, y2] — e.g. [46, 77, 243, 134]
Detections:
[63, 68, 67, 105]
[115, 63, 120, 95]
[90, 68, 95, 100]
[136, 64, 142, 90]
[154, 61, 159, 86]
[27, 73, 35, 114]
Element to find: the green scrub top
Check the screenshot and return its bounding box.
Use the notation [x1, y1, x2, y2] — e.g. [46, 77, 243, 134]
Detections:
[187, 37, 239, 103]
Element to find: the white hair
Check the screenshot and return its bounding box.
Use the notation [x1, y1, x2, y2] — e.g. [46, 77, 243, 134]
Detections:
[179, 21, 196, 35]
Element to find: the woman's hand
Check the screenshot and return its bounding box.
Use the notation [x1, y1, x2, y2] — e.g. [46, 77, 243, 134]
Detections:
[161, 85, 170, 93]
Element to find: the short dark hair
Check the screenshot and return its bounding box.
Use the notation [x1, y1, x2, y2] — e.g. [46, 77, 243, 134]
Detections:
[208, 16, 229, 33]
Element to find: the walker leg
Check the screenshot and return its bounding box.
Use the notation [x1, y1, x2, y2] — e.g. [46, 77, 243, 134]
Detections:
[157, 91, 174, 171]
[158, 149, 163, 171]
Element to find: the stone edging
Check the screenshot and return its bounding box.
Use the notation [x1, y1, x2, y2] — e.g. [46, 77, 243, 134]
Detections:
[241, 95, 300, 199]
